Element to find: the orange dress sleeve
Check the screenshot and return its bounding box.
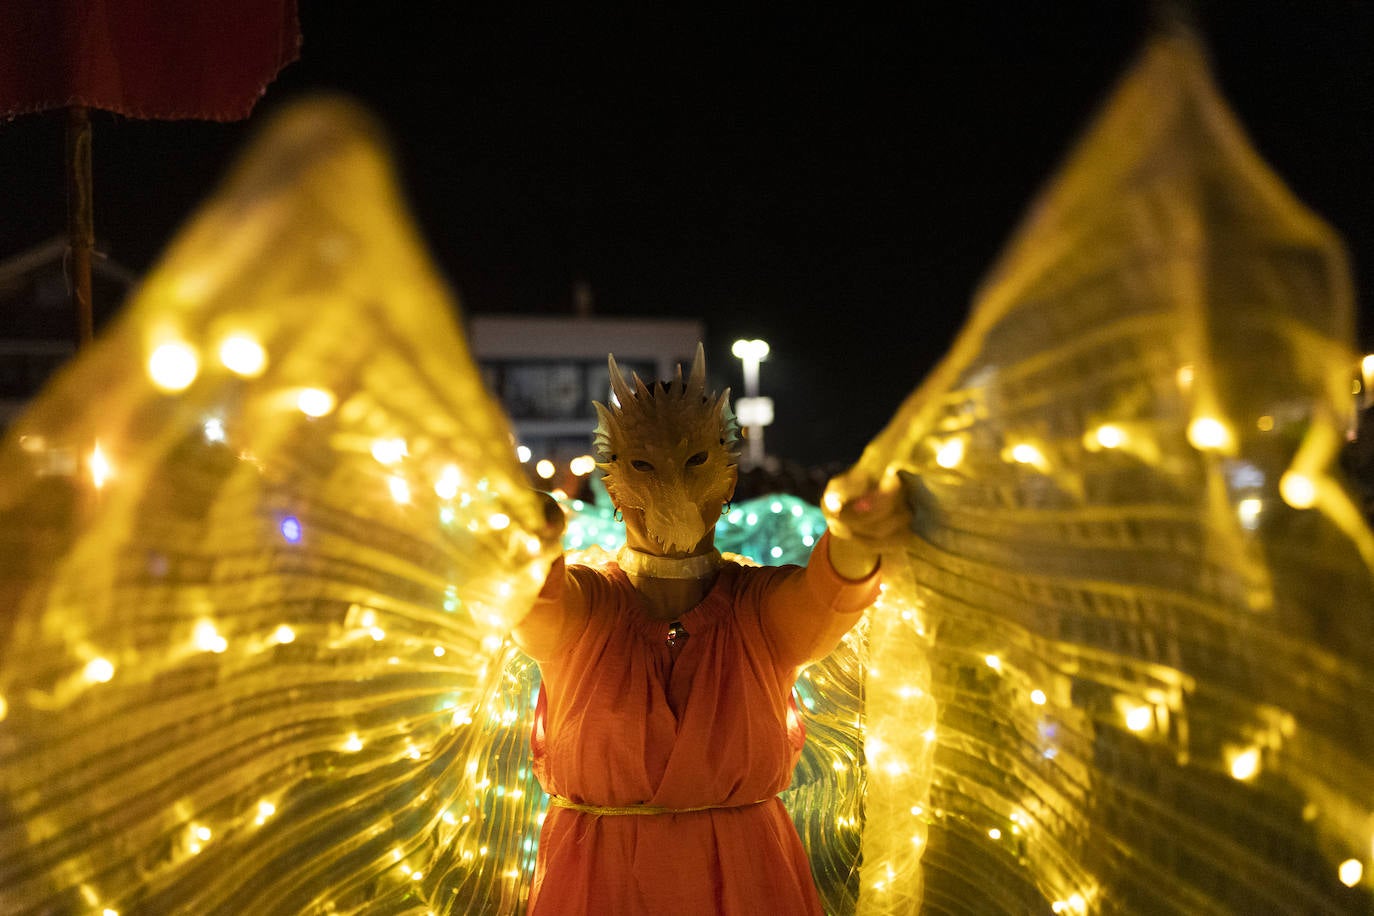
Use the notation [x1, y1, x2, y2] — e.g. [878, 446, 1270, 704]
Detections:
[512, 555, 592, 663]
[757, 531, 881, 668]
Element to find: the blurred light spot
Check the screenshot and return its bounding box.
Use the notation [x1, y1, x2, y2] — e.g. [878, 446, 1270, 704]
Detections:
[1124, 704, 1152, 732]
[569, 455, 596, 476]
[271, 624, 296, 645]
[296, 387, 336, 417]
[936, 438, 964, 469]
[746, 513, 758, 526]
[802, 534, 814, 547]
[1187, 417, 1230, 451]
[90, 442, 112, 490]
[1256, 414, 1275, 431]
[770, 546, 783, 559]
[1229, 746, 1261, 781]
[988, 828, 1002, 840]
[369, 627, 386, 641]
[535, 460, 555, 480]
[488, 512, 511, 530]
[193, 620, 228, 654]
[203, 417, 226, 443]
[0, 694, 7, 722]
[84, 657, 115, 683]
[439, 507, 455, 525]
[435, 464, 461, 499]
[1227, 462, 1265, 490]
[388, 476, 411, 504]
[434, 646, 446, 657]
[517, 445, 532, 462]
[280, 516, 303, 544]
[1280, 471, 1317, 509]
[822, 490, 842, 513]
[984, 654, 1002, 672]
[193, 824, 212, 842]
[1237, 497, 1263, 530]
[255, 800, 276, 825]
[219, 334, 267, 377]
[481, 635, 503, 653]
[1176, 364, 1194, 389]
[148, 340, 199, 392]
[371, 438, 408, 465]
[1093, 424, 1125, 449]
[1340, 859, 1363, 888]
[343, 733, 363, 752]
[1010, 443, 1045, 466]
[1030, 689, 1047, 706]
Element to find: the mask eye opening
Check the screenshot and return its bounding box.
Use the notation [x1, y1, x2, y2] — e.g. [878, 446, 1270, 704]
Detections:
[685, 451, 708, 468]
[631, 459, 655, 472]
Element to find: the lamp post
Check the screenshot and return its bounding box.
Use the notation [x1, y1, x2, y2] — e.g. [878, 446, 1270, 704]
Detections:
[731, 338, 771, 469]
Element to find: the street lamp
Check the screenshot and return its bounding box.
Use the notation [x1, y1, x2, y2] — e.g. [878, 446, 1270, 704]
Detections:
[731, 338, 772, 469]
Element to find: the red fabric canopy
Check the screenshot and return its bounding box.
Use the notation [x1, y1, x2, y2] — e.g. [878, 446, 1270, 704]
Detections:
[0, 0, 300, 121]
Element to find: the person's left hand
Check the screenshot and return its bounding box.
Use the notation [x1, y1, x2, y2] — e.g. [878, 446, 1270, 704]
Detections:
[822, 467, 913, 577]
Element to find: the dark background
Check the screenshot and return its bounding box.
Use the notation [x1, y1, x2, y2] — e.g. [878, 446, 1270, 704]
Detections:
[1, 2, 1371, 466]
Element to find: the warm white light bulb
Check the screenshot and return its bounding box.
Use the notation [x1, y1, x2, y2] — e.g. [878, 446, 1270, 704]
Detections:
[370, 438, 408, 465]
[297, 387, 336, 418]
[148, 341, 199, 392]
[219, 334, 267, 377]
[1229, 746, 1261, 780]
[936, 438, 965, 469]
[83, 657, 115, 683]
[435, 464, 461, 499]
[1093, 424, 1125, 449]
[89, 442, 113, 490]
[1279, 471, 1317, 509]
[1187, 416, 1230, 451]
[1010, 443, 1044, 466]
[1125, 705, 1152, 732]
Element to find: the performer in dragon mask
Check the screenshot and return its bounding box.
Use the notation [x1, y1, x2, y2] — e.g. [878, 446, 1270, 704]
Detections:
[514, 343, 909, 915]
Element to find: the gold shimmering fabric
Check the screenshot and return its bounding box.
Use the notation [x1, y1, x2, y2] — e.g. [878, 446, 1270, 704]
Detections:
[850, 35, 1374, 914]
[2, 31, 1372, 916]
[0, 100, 558, 915]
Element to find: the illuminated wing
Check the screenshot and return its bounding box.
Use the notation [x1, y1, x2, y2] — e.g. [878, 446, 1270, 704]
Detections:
[0, 100, 559, 915]
[850, 34, 1374, 915]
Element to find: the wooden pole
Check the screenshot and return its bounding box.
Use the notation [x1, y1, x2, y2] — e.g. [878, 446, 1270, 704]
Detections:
[65, 105, 94, 346]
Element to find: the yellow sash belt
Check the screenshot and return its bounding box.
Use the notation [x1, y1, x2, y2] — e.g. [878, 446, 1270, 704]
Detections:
[547, 795, 772, 816]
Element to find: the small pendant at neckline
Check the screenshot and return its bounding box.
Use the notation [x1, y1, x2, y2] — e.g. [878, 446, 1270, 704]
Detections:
[665, 620, 690, 649]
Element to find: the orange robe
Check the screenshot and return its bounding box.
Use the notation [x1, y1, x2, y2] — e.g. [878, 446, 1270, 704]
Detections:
[518, 535, 879, 915]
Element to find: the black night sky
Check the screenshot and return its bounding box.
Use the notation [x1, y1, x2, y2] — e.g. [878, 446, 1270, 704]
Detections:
[1, 2, 1371, 466]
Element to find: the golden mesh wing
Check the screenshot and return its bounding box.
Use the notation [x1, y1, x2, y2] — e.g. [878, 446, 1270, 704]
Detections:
[850, 34, 1374, 914]
[0, 100, 557, 916]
